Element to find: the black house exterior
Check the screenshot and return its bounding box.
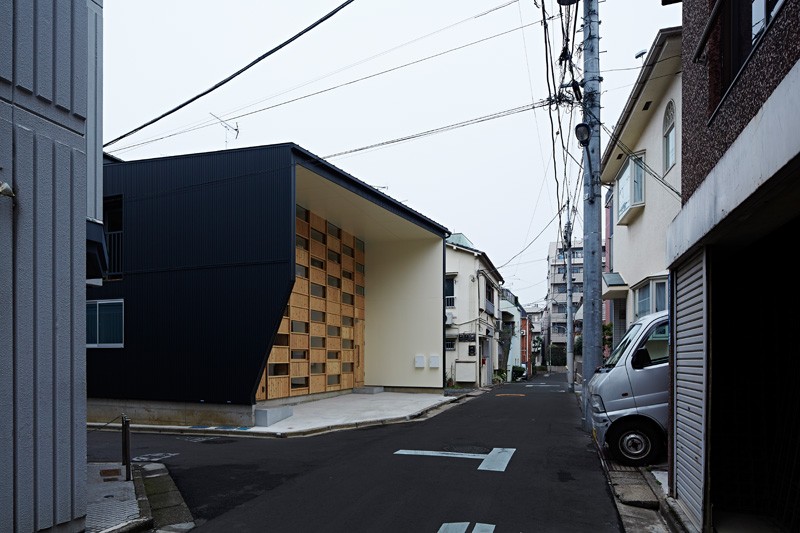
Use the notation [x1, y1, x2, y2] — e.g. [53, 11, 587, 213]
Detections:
[89, 143, 449, 424]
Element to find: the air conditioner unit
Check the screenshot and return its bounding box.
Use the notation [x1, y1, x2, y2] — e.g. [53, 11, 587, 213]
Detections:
[445, 312, 454, 325]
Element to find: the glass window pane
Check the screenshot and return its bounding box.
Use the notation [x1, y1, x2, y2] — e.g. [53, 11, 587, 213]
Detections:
[633, 158, 644, 204]
[98, 301, 123, 345]
[637, 285, 651, 317]
[86, 303, 98, 345]
[655, 282, 667, 312]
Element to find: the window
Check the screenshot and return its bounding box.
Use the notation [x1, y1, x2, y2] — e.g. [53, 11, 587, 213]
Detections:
[268, 363, 289, 376]
[572, 249, 583, 259]
[291, 377, 308, 389]
[296, 205, 309, 221]
[310, 363, 325, 374]
[445, 277, 455, 308]
[104, 196, 123, 279]
[724, 0, 786, 88]
[296, 235, 308, 250]
[655, 281, 667, 312]
[636, 278, 668, 317]
[342, 363, 354, 373]
[637, 285, 650, 319]
[663, 100, 676, 173]
[327, 275, 341, 288]
[445, 338, 456, 351]
[328, 250, 341, 264]
[355, 238, 365, 252]
[310, 257, 325, 270]
[310, 283, 326, 298]
[291, 321, 308, 333]
[342, 270, 353, 280]
[86, 300, 124, 347]
[327, 375, 340, 386]
[342, 244, 354, 257]
[296, 264, 308, 278]
[356, 285, 365, 296]
[342, 339, 354, 349]
[342, 293, 354, 305]
[327, 222, 341, 239]
[310, 310, 326, 322]
[327, 351, 340, 360]
[485, 283, 494, 305]
[356, 262, 365, 274]
[310, 228, 326, 244]
[342, 316, 354, 327]
[327, 325, 341, 337]
[274, 333, 289, 346]
[291, 350, 308, 360]
[617, 154, 645, 224]
[311, 336, 326, 348]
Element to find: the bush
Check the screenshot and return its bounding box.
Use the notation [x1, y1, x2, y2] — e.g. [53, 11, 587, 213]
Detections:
[512, 365, 526, 380]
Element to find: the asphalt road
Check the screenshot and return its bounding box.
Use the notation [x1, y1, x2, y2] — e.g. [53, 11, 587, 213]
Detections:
[88, 372, 622, 533]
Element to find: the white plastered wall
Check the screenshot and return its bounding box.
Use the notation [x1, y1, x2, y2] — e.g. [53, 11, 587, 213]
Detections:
[365, 237, 444, 388]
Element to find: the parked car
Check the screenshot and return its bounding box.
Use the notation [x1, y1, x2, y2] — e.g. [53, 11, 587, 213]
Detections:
[587, 310, 669, 466]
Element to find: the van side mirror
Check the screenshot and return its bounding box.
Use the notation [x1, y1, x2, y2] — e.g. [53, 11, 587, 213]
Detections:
[631, 347, 651, 370]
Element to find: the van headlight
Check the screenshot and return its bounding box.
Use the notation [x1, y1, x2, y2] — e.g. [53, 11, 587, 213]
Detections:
[589, 394, 606, 414]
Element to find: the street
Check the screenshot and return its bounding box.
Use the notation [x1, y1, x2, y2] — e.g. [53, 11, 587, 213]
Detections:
[89, 373, 622, 532]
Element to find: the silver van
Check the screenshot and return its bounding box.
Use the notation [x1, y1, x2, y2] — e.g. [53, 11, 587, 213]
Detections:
[588, 310, 669, 466]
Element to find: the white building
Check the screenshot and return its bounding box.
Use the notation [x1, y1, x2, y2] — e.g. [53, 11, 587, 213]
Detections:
[500, 289, 526, 380]
[444, 234, 503, 388]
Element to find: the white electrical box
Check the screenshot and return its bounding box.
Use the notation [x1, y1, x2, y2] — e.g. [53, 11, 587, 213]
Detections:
[429, 355, 440, 368]
[414, 355, 426, 368]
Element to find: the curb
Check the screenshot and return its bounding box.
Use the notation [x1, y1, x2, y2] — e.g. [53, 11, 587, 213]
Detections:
[640, 469, 693, 533]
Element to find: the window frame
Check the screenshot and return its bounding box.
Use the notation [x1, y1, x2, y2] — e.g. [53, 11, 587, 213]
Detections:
[663, 100, 676, 174]
[616, 153, 646, 225]
[86, 299, 124, 348]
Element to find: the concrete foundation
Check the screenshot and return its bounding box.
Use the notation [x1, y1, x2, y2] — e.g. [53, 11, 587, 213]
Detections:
[254, 406, 293, 427]
[88, 398, 254, 427]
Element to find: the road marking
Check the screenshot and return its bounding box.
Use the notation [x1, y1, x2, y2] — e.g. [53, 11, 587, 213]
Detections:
[132, 452, 179, 462]
[438, 523, 495, 533]
[496, 393, 525, 397]
[394, 448, 515, 472]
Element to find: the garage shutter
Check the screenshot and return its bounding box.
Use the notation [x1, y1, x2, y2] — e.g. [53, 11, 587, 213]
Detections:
[673, 251, 706, 530]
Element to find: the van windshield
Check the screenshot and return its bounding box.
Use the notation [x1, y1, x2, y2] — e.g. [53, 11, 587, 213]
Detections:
[603, 323, 642, 368]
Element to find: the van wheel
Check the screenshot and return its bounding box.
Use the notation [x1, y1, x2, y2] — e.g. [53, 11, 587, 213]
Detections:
[607, 420, 663, 467]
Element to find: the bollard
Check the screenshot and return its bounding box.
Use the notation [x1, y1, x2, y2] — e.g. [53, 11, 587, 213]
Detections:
[121, 414, 131, 481]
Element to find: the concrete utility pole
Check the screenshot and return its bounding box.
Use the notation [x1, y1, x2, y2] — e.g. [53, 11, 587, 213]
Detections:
[565, 200, 574, 393]
[580, 0, 602, 430]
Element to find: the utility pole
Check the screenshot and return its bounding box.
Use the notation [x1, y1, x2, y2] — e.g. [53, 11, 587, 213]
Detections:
[580, 0, 602, 430]
[564, 200, 574, 393]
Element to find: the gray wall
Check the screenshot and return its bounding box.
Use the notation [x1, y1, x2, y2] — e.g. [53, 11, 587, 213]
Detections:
[0, 0, 101, 531]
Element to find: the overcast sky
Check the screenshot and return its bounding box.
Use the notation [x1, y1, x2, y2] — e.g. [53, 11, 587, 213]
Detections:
[103, 0, 681, 306]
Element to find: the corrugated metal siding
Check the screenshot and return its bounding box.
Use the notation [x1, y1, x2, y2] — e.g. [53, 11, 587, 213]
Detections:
[673, 251, 706, 531]
[1, 1, 91, 531]
[89, 146, 296, 405]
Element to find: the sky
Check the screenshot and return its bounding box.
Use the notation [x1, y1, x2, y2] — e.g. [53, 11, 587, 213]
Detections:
[102, 0, 682, 307]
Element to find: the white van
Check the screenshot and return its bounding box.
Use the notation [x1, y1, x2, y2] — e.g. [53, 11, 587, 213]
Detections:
[588, 310, 669, 466]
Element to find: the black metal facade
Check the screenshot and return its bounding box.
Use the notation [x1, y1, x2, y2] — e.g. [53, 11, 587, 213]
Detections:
[89, 145, 296, 405]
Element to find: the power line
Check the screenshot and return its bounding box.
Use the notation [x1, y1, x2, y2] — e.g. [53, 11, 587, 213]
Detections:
[103, 0, 356, 148]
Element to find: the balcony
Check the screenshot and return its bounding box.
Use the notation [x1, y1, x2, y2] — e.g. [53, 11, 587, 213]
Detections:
[106, 230, 123, 278]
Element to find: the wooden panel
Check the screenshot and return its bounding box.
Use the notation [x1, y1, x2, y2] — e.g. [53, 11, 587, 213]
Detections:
[341, 304, 354, 317]
[291, 362, 309, 376]
[355, 272, 365, 285]
[310, 240, 326, 259]
[326, 261, 341, 277]
[327, 361, 341, 374]
[356, 307, 365, 320]
[310, 297, 326, 312]
[310, 323, 326, 337]
[341, 326, 354, 339]
[327, 314, 340, 326]
[327, 337, 341, 350]
[290, 293, 307, 308]
[268, 377, 290, 399]
[296, 219, 309, 237]
[341, 373, 354, 389]
[341, 255, 354, 271]
[328, 288, 341, 303]
[310, 375, 326, 394]
[342, 279, 354, 294]
[356, 295, 365, 309]
[290, 387, 309, 397]
[256, 371, 267, 400]
[290, 335, 309, 350]
[278, 318, 289, 334]
[326, 383, 341, 392]
[342, 350, 354, 363]
[294, 278, 309, 296]
[309, 211, 326, 231]
[296, 248, 309, 265]
[340, 230, 354, 247]
[327, 236, 340, 252]
[270, 346, 290, 363]
[290, 307, 308, 322]
[309, 268, 326, 285]
[355, 249, 365, 262]
[310, 349, 326, 363]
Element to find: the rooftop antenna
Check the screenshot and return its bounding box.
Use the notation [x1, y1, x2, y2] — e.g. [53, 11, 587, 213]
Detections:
[209, 112, 239, 149]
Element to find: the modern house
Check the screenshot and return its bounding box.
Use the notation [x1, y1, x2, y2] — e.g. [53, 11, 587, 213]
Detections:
[524, 303, 545, 367]
[600, 27, 682, 345]
[499, 288, 526, 380]
[1, 1, 105, 531]
[89, 143, 449, 426]
[665, 0, 800, 531]
[444, 233, 503, 387]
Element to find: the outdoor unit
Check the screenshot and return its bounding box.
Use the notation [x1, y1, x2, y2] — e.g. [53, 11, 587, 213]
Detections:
[445, 312, 454, 325]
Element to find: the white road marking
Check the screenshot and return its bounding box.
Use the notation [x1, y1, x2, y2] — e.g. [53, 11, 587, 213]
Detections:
[438, 523, 495, 533]
[132, 452, 179, 462]
[472, 524, 496, 532]
[394, 447, 515, 472]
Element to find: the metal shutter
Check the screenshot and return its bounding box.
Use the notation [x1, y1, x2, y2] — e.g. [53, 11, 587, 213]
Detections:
[672, 251, 707, 531]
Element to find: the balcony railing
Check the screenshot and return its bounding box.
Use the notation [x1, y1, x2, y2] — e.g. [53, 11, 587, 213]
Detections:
[106, 230, 123, 277]
[445, 296, 456, 308]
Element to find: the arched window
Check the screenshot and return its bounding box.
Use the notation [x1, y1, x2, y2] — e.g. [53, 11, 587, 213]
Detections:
[663, 100, 676, 173]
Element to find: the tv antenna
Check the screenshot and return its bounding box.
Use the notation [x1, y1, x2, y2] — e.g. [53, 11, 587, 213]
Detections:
[210, 112, 239, 149]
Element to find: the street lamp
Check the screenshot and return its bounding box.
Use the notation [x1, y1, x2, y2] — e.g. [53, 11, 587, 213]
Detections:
[575, 123, 591, 147]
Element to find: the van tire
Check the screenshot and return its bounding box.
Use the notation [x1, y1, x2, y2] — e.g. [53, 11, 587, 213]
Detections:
[607, 420, 663, 467]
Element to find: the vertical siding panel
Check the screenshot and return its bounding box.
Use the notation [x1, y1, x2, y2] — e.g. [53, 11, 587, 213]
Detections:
[14, 1, 34, 93]
[36, 0, 55, 104]
[0, 103, 14, 532]
[0, 2, 12, 85]
[85, 1, 102, 220]
[70, 0, 87, 118]
[35, 134, 55, 529]
[54, 141, 74, 523]
[55, 0, 73, 112]
[14, 124, 35, 532]
[71, 146, 87, 519]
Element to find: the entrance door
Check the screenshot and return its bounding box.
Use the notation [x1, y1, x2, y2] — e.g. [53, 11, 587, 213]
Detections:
[355, 318, 365, 387]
